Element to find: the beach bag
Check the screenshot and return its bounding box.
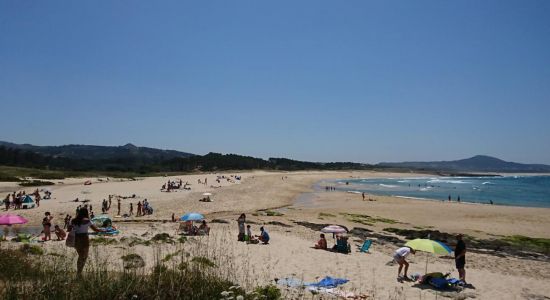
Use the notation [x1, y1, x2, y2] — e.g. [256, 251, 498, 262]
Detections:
[66, 229, 75, 248]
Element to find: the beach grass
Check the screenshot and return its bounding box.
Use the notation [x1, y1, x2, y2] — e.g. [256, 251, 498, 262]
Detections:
[18, 179, 56, 187]
[0, 243, 282, 300]
[342, 213, 398, 226]
[502, 235, 550, 255]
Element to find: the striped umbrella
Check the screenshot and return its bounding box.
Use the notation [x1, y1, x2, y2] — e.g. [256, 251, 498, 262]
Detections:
[321, 225, 348, 234]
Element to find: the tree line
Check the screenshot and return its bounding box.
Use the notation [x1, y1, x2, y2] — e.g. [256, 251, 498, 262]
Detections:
[0, 146, 372, 174]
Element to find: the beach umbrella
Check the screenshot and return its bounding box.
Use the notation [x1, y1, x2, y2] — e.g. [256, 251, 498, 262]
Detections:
[321, 225, 347, 234]
[405, 239, 452, 273]
[0, 214, 28, 225]
[180, 213, 204, 222]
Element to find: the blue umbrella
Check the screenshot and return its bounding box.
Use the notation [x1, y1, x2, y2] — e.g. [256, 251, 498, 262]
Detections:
[180, 213, 204, 222]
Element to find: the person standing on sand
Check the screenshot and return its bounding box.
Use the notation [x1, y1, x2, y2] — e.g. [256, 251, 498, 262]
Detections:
[129, 203, 133, 216]
[237, 213, 246, 241]
[457, 195, 461, 203]
[69, 208, 103, 276]
[117, 199, 121, 216]
[448, 194, 451, 202]
[455, 234, 467, 283]
[394, 246, 415, 280]
[362, 192, 365, 200]
[42, 212, 53, 241]
[137, 201, 142, 216]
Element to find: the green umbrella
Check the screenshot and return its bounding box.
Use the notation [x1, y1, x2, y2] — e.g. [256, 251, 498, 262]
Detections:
[405, 239, 452, 273]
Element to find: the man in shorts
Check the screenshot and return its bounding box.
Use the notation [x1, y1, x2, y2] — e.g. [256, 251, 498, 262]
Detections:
[394, 246, 415, 280]
[455, 233, 467, 283]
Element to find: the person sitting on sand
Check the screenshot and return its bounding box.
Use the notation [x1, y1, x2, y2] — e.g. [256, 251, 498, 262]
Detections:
[314, 233, 328, 250]
[257, 226, 270, 244]
[54, 225, 66, 240]
[394, 246, 415, 280]
[198, 220, 210, 235]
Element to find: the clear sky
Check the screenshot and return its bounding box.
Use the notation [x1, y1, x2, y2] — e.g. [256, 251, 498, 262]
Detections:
[1, 1, 549, 164]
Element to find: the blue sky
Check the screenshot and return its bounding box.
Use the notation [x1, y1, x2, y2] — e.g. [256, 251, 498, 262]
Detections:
[1, 1, 549, 164]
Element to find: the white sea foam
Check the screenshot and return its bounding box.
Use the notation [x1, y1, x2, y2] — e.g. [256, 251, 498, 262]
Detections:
[482, 182, 492, 185]
[427, 179, 469, 184]
[394, 195, 429, 201]
[347, 191, 361, 194]
[379, 184, 398, 188]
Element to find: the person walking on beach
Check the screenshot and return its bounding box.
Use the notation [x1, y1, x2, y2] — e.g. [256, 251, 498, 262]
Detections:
[69, 208, 103, 276]
[457, 195, 461, 203]
[129, 203, 133, 216]
[117, 199, 121, 216]
[362, 192, 365, 201]
[455, 234, 467, 283]
[448, 194, 451, 202]
[394, 246, 415, 280]
[237, 213, 246, 241]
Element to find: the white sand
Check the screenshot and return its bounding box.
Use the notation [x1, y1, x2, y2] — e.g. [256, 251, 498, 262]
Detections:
[2, 171, 550, 299]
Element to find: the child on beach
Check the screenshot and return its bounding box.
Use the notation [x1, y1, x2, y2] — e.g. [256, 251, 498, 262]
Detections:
[54, 225, 66, 240]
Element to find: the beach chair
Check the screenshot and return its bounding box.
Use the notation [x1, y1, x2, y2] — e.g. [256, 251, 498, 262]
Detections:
[334, 237, 351, 254]
[360, 239, 372, 253]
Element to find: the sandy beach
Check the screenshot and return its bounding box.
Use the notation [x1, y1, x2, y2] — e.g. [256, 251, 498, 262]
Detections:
[2, 171, 550, 299]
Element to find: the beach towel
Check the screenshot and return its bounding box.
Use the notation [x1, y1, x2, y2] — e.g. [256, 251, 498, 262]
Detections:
[308, 276, 349, 288]
[429, 277, 450, 290]
[277, 277, 305, 288]
[360, 239, 372, 253]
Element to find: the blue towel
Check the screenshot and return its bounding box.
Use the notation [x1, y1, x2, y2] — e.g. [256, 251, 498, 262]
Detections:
[429, 277, 449, 289]
[308, 276, 349, 288]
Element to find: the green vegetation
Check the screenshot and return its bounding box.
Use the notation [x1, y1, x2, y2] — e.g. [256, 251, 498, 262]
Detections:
[90, 236, 119, 245]
[162, 249, 186, 262]
[341, 213, 398, 226]
[254, 284, 282, 300]
[260, 210, 284, 217]
[120, 236, 151, 247]
[121, 253, 146, 269]
[19, 179, 55, 187]
[0, 143, 373, 178]
[151, 233, 175, 243]
[0, 246, 279, 299]
[191, 256, 217, 268]
[502, 235, 550, 255]
[318, 212, 336, 220]
[20, 244, 44, 255]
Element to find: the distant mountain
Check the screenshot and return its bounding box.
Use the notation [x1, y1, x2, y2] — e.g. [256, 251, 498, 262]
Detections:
[377, 155, 550, 173]
[0, 141, 194, 161]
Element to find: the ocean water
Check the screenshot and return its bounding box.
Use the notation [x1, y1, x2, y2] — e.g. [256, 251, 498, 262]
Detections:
[337, 176, 550, 208]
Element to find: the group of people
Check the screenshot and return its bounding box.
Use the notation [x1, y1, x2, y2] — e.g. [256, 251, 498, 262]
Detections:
[162, 179, 189, 191]
[180, 220, 210, 236]
[3, 189, 47, 210]
[40, 212, 67, 241]
[313, 233, 350, 253]
[237, 213, 270, 244]
[393, 233, 467, 284]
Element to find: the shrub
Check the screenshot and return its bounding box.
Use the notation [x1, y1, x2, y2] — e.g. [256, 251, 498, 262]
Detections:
[254, 284, 282, 300]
